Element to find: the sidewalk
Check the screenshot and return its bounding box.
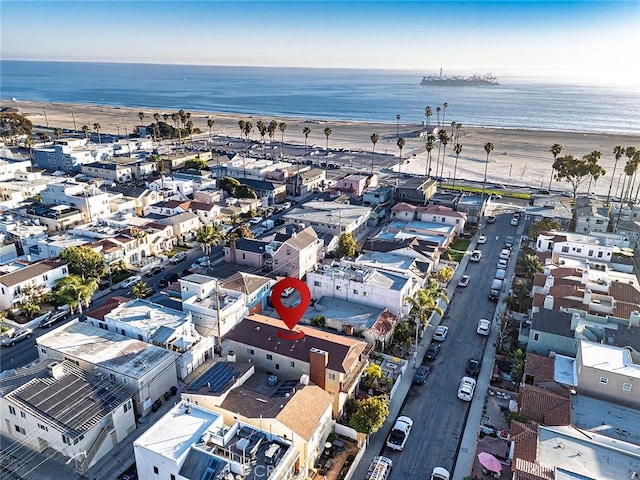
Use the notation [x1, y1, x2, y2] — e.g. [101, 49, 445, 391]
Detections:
[352, 239, 474, 480]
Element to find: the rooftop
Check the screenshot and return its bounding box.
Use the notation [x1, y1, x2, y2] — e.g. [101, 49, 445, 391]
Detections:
[0, 258, 67, 287]
[103, 298, 191, 331]
[2, 360, 130, 438]
[313, 262, 410, 291]
[572, 394, 640, 445]
[37, 320, 176, 379]
[308, 296, 387, 329]
[579, 340, 640, 379]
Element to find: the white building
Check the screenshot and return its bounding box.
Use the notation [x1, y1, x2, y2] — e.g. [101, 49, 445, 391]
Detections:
[283, 201, 371, 236]
[179, 274, 249, 339]
[134, 402, 298, 480]
[147, 175, 194, 200]
[0, 158, 32, 181]
[37, 320, 178, 415]
[86, 298, 215, 379]
[0, 360, 135, 474]
[40, 181, 111, 223]
[306, 260, 419, 316]
[0, 258, 69, 310]
[34, 138, 115, 171]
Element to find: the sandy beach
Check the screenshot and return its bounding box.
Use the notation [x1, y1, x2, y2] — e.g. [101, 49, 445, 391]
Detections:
[4, 99, 639, 195]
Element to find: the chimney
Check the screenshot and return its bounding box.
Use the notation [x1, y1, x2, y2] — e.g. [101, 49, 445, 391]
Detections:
[581, 268, 590, 285]
[47, 362, 65, 380]
[571, 312, 581, 330]
[308, 347, 328, 389]
[543, 275, 554, 294]
[543, 295, 554, 310]
[629, 311, 640, 328]
[583, 288, 592, 306]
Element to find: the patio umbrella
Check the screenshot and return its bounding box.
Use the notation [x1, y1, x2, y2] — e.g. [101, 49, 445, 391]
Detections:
[477, 452, 502, 473]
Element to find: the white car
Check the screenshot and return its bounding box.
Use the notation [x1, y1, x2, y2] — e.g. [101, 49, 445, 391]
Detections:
[458, 275, 471, 287]
[470, 250, 482, 262]
[510, 217, 519, 226]
[457, 376, 477, 401]
[477, 319, 491, 335]
[477, 234, 487, 244]
[497, 259, 508, 270]
[430, 467, 451, 480]
[499, 249, 511, 260]
[121, 275, 141, 289]
[281, 287, 296, 298]
[433, 325, 449, 342]
[386, 416, 413, 451]
[169, 252, 188, 264]
[1, 328, 34, 347]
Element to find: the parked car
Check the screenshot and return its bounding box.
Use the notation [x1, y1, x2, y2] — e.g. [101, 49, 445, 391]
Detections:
[2, 328, 33, 347]
[386, 416, 414, 451]
[39, 310, 68, 328]
[430, 467, 451, 480]
[470, 250, 482, 262]
[499, 249, 511, 260]
[413, 365, 431, 385]
[425, 343, 441, 360]
[433, 325, 449, 342]
[477, 319, 491, 335]
[466, 358, 481, 377]
[510, 217, 519, 226]
[477, 234, 487, 244]
[145, 265, 165, 277]
[158, 272, 179, 287]
[495, 269, 506, 280]
[504, 236, 515, 249]
[487, 216, 497, 224]
[121, 275, 142, 289]
[281, 287, 296, 298]
[497, 259, 508, 270]
[169, 252, 187, 264]
[457, 376, 477, 401]
[457, 275, 471, 288]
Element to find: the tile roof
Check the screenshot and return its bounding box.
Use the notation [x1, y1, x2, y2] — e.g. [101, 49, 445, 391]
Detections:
[222, 272, 272, 296]
[277, 385, 333, 441]
[0, 258, 67, 287]
[510, 421, 538, 464]
[512, 458, 554, 480]
[284, 226, 318, 251]
[85, 296, 131, 321]
[524, 353, 556, 385]
[518, 384, 571, 426]
[188, 201, 216, 212]
[226, 314, 368, 374]
[422, 204, 467, 219]
[370, 311, 397, 337]
[391, 202, 419, 212]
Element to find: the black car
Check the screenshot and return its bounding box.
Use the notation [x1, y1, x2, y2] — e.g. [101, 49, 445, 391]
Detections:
[413, 365, 431, 385]
[466, 358, 481, 377]
[158, 272, 179, 287]
[425, 343, 441, 360]
[487, 216, 497, 223]
[145, 266, 165, 277]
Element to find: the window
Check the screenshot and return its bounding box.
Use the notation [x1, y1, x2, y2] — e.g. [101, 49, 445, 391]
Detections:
[622, 383, 632, 392]
[290, 361, 295, 368]
[576, 248, 582, 253]
[42, 274, 48, 281]
[9, 406, 16, 416]
[353, 289, 358, 295]
[266, 354, 273, 361]
[98, 322, 107, 330]
[275, 364, 280, 370]
[110, 373, 116, 381]
[247, 348, 255, 355]
[40, 347, 47, 354]
[153, 466, 159, 474]
[314, 281, 321, 287]
[14, 425, 26, 435]
[328, 373, 336, 381]
[171, 475, 176, 480]
[561, 246, 569, 253]
[598, 251, 603, 258]
[533, 333, 539, 341]
[124, 400, 132, 413]
[588, 250, 594, 257]
[62, 435, 72, 445]
[336, 285, 341, 291]
[38, 423, 48, 432]
[20, 411, 26, 419]
[599, 377, 608, 385]
[363, 291, 369, 297]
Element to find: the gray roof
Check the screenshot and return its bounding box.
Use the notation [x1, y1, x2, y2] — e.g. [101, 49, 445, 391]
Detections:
[179, 448, 226, 480]
[235, 238, 269, 254]
[0, 259, 66, 287]
[150, 325, 176, 344]
[159, 211, 199, 225]
[530, 309, 574, 337]
[3, 360, 129, 437]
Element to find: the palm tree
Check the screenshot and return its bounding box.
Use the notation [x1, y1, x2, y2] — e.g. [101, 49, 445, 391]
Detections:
[452, 143, 463, 189]
[207, 118, 215, 141]
[585, 150, 602, 193]
[438, 130, 450, 178]
[178, 109, 187, 129]
[21, 302, 41, 319]
[425, 106, 433, 131]
[607, 145, 625, 204]
[55, 275, 98, 314]
[425, 135, 435, 177]
[268, 120, 278, 159]
[93, 123, 101, 144]
[404, 282, 446, 329]
[278, 122, 287, 158]
[323, 127, 332, 155]
[53, 127, 62, 139]
[138, 111, 145, 124]
[37, 131, 48, 145]
[623, 147, 637, 201]
[196, 224, 223, 255]
[517, 254, 544, 280]
[303, 126, 311, 152]
[370, 133, 379, 175]
[81, 125, 89, 140]
[455, 122, 462, 144]
[238, 120, 246, 140]
[481, 142, 495, 207]
[242, 120, 253, 143]
[441, 102, 448, 129]
[549, 144, 563, 191]
[436, 106, 441, 127]
[395, 114, 401, 138]
[396, 137, 406, 174]
[24, 137, 35, 159]
[153, 113, 161, 141]
[132, 281, 150, 299]
[186, 120, 194, 142]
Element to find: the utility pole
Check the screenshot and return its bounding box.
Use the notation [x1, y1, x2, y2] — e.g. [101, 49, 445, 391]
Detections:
[71, 111, 77, 131]
[215, 281, 223, 356]
[43, 107, 49, 128]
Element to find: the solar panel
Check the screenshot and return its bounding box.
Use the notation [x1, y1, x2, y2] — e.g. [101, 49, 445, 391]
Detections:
[272, 379, 298, 397]
[190, 363, 235, 393]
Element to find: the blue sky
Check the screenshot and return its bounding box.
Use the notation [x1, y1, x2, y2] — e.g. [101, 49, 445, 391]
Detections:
[1, 1, 639, 85]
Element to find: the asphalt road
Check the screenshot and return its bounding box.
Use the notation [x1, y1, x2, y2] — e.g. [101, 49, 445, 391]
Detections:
[381, 211, 520, 478]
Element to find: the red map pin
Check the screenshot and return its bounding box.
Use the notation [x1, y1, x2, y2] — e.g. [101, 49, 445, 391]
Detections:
[271, 278, 310, 340]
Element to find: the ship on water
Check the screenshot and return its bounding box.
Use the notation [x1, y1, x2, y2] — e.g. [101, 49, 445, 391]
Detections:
[421, 69, 499, 86]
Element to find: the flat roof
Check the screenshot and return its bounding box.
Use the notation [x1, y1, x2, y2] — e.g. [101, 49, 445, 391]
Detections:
[37, 320, 175, 379]
[572, 394, 640, 446]
[579, 340, 640, 379]
[307, 296, 383, 328]
[103, 298, 190, 331]
[553, 354, 577, 386]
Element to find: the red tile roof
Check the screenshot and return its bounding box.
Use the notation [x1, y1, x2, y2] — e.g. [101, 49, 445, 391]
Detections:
[510, 421, 538, 464]
[523, 353, 556, 385]
[422, 204, 467, 219]
[370, 311, 397, 337]
[518, 384, 571, 426]
[512, 458, 554, 480]
[85, 296, 130, 321]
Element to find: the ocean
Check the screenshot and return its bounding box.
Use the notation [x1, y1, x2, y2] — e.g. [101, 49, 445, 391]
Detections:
[1, 60, 639, 135]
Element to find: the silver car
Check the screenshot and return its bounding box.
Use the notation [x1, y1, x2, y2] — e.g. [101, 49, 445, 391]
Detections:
[2, 328, 34, 347]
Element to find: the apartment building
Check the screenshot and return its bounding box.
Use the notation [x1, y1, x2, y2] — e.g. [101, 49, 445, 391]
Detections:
[40, 181, 111, 223]
[0, 258, 68, 310]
